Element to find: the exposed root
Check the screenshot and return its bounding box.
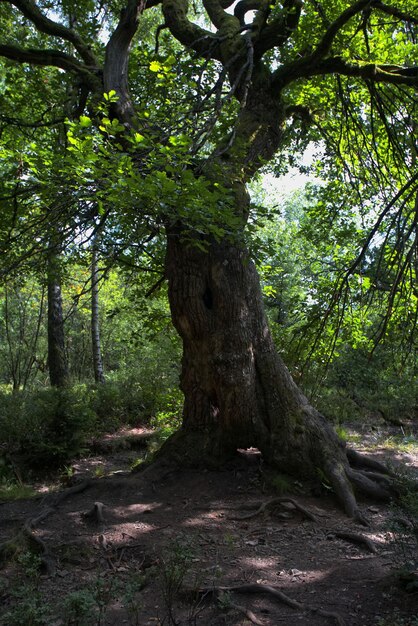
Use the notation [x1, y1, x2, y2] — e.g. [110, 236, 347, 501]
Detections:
[82, 501, 105, 524]
[222, 597, 264, 625]
[345, 467, 392, 501]
[0, 523, 55, 575]
[0, 466, 175, 573]
[324, 461, 368, 525]
[229, 497, 318, 522]
[322, 441, 398, 524]
[197, 583, 345, 625]
[0, 478, 99, 572]
[328, 531, 377, 554]
[346, 449, 392, 475]
[22, 523, 56, 576]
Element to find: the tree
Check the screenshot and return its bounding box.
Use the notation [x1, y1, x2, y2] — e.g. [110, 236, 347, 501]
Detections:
[90, 231, 105, 384]
[1, 0, 417, 521]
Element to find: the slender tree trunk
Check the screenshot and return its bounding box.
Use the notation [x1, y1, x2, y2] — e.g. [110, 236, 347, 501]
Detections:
[47, 253, 69, 387]
[91, 239, 105, 384]
[4, 286, 19, 391]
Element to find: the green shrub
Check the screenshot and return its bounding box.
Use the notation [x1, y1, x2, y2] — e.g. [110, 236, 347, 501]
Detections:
[0, 387, 96, 469]
[92, 379, 146, 429]
[1, 585, 51, 625]
[62, 589, 97, 626]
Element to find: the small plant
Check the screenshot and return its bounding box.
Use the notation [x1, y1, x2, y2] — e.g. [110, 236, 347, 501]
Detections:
[62, 589, 97, 626]
[94, 465, 106, 478]
[2, 584, 51, 625]
[122, 572, 147, 626]
[217, 591, 233, 611]
[335, 425, 362, 444]
[17, 550, 42, 578]
[159, 540, 194, 625]
[386, 474, 418, 594]
[147, 390, 183, 456]
[90, 573, 120, 625]
[269, 473, 291, 494]
[376, 609, 418, 626]
[223, 533, 236, 548]
[130, 457, 144, 471]
[0, 477, 35, 501]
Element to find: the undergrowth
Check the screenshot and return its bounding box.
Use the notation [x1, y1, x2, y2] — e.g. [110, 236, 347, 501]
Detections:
[0, 380, 183, 483]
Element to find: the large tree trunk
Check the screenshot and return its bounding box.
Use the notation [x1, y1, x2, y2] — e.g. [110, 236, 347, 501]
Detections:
[160, 224, 393, 522]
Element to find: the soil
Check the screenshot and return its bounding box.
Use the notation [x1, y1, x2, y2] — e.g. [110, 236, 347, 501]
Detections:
[0, 424, 417, 626]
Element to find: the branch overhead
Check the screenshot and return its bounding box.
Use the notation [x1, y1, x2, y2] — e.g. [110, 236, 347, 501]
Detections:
[162, 0, 219, 58]
[9, 0, 98, 66]
[0, 43, 95, 79]
[104, 0, 147, 126]
[254, 0, 302, 58]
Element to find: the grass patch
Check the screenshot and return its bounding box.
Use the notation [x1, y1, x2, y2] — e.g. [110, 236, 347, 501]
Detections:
[380, 434, 418, 453]
[335, 425, 362, 444]
[0, 482, 36, 502]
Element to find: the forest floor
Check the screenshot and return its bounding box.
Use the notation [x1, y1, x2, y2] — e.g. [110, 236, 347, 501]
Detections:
[0, 423, 417, 626]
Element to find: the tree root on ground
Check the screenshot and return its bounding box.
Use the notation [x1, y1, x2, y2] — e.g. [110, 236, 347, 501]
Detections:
[224, 598, 264, 625]
[324, 445, 396, 526]
[0, 479, 96, 572]
[228, 491, 377, 556]
[0, 475, 143, 573]
[345, 449, 393, 475]
[0, 458, 179, 573]
[328, 531, 377, 553]
[194, 583, 345, 625]
[229, 497, 319, 522]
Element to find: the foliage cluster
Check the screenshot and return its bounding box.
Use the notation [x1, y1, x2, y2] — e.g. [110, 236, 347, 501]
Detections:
[253, 185, 417, 424]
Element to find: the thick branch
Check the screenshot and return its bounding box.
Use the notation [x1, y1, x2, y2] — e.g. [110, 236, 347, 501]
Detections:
[104, 0, 146, 125]
[0, 43, 94, 78]
[373, 1, 418, 26]
[162, 0, 219, 59]
[9, 0, 98, 66]
[310, 0, 372, 62]
[273, 56, 418, 92]
[202, 0, 234, 29]
[254, 0, 302, 58]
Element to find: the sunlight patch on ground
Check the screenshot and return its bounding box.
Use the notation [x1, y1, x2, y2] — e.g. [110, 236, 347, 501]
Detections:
[111, 502, 162, 518]
[240, 555, 330, 583]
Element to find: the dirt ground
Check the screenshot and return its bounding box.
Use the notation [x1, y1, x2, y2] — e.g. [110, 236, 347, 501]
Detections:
[0, 425, 417, 626]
